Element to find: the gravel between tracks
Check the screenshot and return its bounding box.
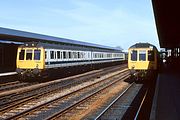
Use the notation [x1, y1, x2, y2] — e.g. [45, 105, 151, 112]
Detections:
[0, 66, 128, 119]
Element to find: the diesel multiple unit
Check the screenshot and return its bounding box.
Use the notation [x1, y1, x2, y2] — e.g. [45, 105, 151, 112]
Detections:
[16, 42, 125, 79]
[128, 43, 159, 80]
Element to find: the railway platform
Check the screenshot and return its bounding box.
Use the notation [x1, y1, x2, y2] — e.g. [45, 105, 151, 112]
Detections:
[150, 65, 180, 120]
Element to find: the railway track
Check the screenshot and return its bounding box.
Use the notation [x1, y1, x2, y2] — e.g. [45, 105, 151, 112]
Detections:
[91, 81, 152, 120]
[0, 64, 129, 119]
[0, 73, 18, 84]
[0, 65, 127, 109]
[0, 81, 37, 92]
[46, 72, 131, 120]
[0, 81, 20, 87]
[134, 88, 149, 120]
[0, 67, 129, 120]
[93, 82, 143, 120]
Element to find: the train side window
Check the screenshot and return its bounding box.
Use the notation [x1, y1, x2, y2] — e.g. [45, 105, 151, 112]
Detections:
[57, 51, 60, 59]
[50, 51, 54, 59]
[148, 51, 154, 61]
[131, 50, 137, 61]
[19, 50, 25, 60]
[66, 52, 69, 59]
[45, 51, 47, 59]
[139, 50, 146, 61]
[73, 52, 77, 58]
[69, 52, 72, 59]
[60, 52, 62, 59]
[34, 50, 41, 60]
[54, 51, 57, 59]
[82, 53, 84, 58]
[26, 50, 33, 60]
[78, 52, 80, 58]
[63, 51, 66, 59]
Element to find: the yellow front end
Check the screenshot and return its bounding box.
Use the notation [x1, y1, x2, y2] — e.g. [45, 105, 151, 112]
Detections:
[128, 48, 157, 70]
[16, 47, 45, 75]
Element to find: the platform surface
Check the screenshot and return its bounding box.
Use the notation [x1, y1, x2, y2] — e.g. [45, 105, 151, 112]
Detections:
[151, 67, 180, 120]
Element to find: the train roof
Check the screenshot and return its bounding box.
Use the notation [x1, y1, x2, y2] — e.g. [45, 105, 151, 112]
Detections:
[0, 27, 120, 51]
[129, 43, 157, 49]
[0, 40, 23, 45]
[19, 42, 123, 53]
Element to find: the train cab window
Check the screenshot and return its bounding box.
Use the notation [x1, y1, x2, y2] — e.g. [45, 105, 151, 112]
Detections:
[50, 51, 54, 59]
[148, 51, 154, 61]
[26, 50, 33, 60]
[19, 50, 25, 60]
[34, 50, 41, 60]
[139, 50, 146, 61]
[131, 50, 137, 61]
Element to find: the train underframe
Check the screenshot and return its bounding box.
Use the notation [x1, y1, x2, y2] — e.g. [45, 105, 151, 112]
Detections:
[130, 69, 157, 81]
[16, 60, 126, 81]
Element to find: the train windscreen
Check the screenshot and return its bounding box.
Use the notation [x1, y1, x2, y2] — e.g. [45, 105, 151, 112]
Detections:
[34, 50, 41, 60]
[139, 50, 146, 61]
[19, 49, 25, 60]
[131, 50, 137, 61]
[26, 50, 33, 60]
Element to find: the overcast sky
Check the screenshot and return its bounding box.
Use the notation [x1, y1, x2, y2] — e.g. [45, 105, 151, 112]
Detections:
[0, 0, 159, 50]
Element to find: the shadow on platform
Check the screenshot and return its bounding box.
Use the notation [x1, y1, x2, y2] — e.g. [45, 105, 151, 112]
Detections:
[151, 64, 180, 120]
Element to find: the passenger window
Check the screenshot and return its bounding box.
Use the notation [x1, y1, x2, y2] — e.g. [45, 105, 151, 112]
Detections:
[131, 50, 137, 61]
[26, 50, 33, 60]
[57, 51, 60, 59]
[139, 50, 146, 61]
[73, 52, 76, 58]
[50, 51, 54, 59]
[60, 52, 62, 59]
[69, 52, 71, 58]
[63, 51, 66, 59]
[19, 49, 25, 60]
[45, 51, 47, 59]
[54, 51, 56, 59]
[78, 52, 80, 58]
[34, 50, 41, 60]
[82, 53, 84, 58]
[148, 51, 155, 61]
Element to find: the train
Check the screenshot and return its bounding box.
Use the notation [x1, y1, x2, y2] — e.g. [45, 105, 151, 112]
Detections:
[16, 42, 126, 79]
[128, 43, 159, 80]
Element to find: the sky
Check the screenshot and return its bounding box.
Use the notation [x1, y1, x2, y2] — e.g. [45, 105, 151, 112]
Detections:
[0, 0, 159, 51]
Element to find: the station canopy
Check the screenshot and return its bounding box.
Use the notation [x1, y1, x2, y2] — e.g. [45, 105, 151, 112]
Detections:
[152, 0, 180, 48]
[0, 27, 120, 51]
